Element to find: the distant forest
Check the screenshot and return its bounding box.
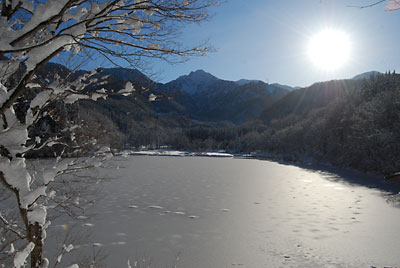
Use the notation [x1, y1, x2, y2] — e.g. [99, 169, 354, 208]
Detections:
[28, 69, 400, 175]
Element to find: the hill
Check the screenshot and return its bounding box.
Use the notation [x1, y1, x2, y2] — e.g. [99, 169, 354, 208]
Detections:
[260, 79, 363, 122]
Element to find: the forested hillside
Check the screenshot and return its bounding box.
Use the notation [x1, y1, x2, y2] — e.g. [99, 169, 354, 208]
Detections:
[262, 73, 400, 173]
[260, 79, 363, 122]
[29, 64, 400, 174]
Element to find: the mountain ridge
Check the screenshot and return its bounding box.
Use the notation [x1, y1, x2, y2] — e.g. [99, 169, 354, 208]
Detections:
[43, 62, 385, 125]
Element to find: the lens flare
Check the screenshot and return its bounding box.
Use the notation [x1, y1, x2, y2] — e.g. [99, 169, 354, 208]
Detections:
[308, 29, 351, 71]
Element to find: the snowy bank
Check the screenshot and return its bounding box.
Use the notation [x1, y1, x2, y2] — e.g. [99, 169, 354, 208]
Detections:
[125, 150, 234, 158]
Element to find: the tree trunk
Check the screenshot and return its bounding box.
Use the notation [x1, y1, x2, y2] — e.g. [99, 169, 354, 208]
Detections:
[29, 223, 43, 268]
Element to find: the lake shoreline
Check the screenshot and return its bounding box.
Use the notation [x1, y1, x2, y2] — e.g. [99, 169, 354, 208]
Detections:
[125, 149, 400, 195]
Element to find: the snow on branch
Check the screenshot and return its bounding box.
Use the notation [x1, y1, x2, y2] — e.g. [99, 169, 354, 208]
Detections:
[0, 0, 217, 266]
[385, 0, 400, 11]
[0, 213, 26, 239]
[13, 242, 35, 268]
[347, 0, 400, 11]
[0, 0, 217, 117]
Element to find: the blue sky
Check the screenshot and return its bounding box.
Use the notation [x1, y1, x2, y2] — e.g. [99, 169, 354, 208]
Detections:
[150, 0, 400, 87]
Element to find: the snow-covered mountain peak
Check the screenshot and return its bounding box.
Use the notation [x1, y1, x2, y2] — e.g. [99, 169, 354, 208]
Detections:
[170, 70, 219, 94]
[186, 69, 218, 82]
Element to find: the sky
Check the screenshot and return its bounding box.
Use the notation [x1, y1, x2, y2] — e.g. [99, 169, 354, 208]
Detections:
[149, 0, 400, 87]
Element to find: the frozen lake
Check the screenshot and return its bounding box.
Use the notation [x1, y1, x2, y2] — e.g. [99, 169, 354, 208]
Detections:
[50, 155, 400, 268]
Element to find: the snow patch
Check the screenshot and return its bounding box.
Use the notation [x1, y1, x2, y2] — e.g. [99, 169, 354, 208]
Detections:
[129, 150, 233, 158]
[148, 205, 164, 209]
[173, 211, 186, 215]
[13, 242, 35, 268]
[27, 205, 47, 226]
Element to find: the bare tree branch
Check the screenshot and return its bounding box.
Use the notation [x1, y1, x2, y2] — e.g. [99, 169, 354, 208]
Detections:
[347, 0, 385, 9]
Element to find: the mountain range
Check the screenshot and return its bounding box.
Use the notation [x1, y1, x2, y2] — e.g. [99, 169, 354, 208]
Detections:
[29, 64, 400, 174]
[156, 69, 289, 123]
[38, 63, 384, 127]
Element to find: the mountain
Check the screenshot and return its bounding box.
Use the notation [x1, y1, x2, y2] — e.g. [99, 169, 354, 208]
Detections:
[260, 79, 363, 123]
[41, 65, 384, 126]
[30, 64, 293, 155]
[30, 64, 400, 174]
[37, 65, 291, 124]
[352, 71, 381, 80]
[164, 70, 220, 94]
[235, 79, 263, 85]
[271, 83, 300, 91]
[260, 71, 392, 123]
[158, 70, 289, 123]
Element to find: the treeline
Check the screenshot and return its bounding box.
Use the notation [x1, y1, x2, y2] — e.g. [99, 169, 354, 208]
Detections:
[160, 73, 399, 174]
[29, 73, 400, 174]
[261, 73, 400, 174]
[115, 73, 399, 174]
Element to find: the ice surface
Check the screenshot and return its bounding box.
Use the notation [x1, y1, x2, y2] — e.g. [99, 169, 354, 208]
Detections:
[45, 156, 400, 268]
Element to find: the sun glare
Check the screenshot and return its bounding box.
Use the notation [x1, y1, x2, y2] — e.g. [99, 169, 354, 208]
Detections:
[308, 29, 351, 71]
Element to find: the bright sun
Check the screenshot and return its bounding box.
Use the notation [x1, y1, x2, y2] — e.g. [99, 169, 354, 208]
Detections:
[308, 29, 351, 71]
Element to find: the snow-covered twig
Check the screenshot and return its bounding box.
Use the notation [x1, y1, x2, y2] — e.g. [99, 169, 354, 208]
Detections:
[0, 213, 26, 240]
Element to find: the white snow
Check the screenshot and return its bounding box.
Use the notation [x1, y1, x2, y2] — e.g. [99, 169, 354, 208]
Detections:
[27, 205, 47, 226]
[129, 149, 233, 158]
[118, 82, 136, 95]
[8, 243, 15, 255]
[169, 70, 218, 95]
[131, 150, 187, 156]
[386, 0, 400, 11]
[111, 241, 126, 245]
[148, 205, 164, 209]
[0, 159, 35, 209]
[203, 152, 233, 158]
[173, 211, 186, 215]
[46, 156, 400, 268]
[13, 242, 35, 268]
[148, 93, 157, 101]
[64, 244, 74, 252]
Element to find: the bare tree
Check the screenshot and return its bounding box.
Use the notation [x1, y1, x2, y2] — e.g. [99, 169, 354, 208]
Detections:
[0, 0, 217, 267]
[347, 0, 400, 11]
